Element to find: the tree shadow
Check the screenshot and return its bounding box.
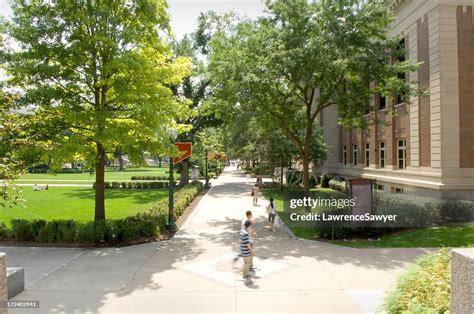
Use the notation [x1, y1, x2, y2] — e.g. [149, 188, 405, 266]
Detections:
[61, 188, 170, 205]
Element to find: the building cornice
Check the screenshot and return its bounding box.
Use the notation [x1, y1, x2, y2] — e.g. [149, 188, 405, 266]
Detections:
[389, 0, 411, 12]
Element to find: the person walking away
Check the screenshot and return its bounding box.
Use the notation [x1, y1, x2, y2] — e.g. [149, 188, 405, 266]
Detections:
[251, 184, 259, 206]
[240, 220, 254, 280]
[240, 211, 257, 269]
[267, 197, 277, 232]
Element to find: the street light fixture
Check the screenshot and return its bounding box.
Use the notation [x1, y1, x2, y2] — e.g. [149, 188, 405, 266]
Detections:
[166, 127, 178, 233]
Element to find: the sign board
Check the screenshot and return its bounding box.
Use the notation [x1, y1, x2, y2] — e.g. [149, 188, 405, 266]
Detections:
[173, 142, 192, 164]
[349, 179, 374, 216]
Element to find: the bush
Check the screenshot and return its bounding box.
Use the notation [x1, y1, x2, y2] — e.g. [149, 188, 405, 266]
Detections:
[329, 179, 347, 193]
[286, 170, 303, 186]
[321, 174, 330, 188]
[94, 181, 173, 189]
[36, 221, 58, 242]
[11, 219, 34, 241]
[309, 175, 318, 188]
[384, 249, 451, 313]
[0, 223, 8, 240]
[56, 220, 77, 242]
[131, 175, 169, 181]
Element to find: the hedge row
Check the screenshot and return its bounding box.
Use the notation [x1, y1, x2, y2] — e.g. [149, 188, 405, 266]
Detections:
[93, 181, 176, 189]
[3, 182, 203, 244]
[314, 188, 474, 240]
[8, 217, 158, 243]
[131, 175, 169, 181]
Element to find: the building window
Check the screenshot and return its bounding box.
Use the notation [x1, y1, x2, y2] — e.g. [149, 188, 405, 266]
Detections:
[377, 184, 384, 191]
[392, 187, 404, 194]
[353, 145, 358, 166]
[365, 143, 370, 167]
[379, 141, 386, 168]
[343, 145, 347, 165]
[379, 94, 386, 110]
[398, 139, 407, 169]
[396, 38, 406, 105]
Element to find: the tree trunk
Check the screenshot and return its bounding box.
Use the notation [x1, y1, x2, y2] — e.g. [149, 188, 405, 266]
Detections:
[118, 152, 124, 171]
[280, 157, 284, 192]
[179, 158, 189, 187]
[302, 153, 310, 194]
[158, 157, 162, 168]
[95, 143, 106, 221]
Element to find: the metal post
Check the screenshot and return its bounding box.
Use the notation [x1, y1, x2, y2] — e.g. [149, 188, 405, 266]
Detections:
[205, 148, 209, 188]
[167, 156, 177, 232]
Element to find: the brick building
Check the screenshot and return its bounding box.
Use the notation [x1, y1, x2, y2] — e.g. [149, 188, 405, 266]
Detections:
[320, 0, 474, 199]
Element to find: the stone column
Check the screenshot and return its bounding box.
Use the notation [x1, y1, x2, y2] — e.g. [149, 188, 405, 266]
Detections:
[451, 249, 474, 313]
[0, 253, 7, 314]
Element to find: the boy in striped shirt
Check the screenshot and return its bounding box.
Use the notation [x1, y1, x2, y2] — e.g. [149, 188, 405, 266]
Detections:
[240, 220, 254, 279]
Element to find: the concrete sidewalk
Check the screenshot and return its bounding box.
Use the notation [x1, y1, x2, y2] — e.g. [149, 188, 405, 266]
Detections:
[1, 168, 434, 313]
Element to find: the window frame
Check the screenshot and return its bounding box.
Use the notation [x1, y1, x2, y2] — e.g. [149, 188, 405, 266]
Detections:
[365, 143, 370, 167]
[353, 144, 358, 166]
[379, 141, 386, 168]
[397, 139, 407, 170]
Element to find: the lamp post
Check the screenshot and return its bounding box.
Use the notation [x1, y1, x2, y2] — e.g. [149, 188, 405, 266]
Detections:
[167, 127, 178, 233]
[204, 146, 209, 189]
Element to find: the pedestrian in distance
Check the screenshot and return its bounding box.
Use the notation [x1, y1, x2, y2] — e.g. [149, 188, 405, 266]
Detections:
[251, 184, 259, 206]
[267, 197, 277, 232]
[240, 220, 254, 280]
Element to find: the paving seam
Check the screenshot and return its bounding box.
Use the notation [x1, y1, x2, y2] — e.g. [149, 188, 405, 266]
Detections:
[24, 248, 88, 289]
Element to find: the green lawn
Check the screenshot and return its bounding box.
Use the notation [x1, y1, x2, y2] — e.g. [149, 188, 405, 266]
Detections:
[331, 223, 474, 248]
[1, 186, 169, 226]
[262, 188, 474, 248]
[15, 166, 178, 183]
[261, 188, 338, 239]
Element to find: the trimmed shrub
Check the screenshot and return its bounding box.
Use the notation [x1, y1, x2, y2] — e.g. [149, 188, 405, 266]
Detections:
[384, 249, 451, 313]
[94, 181, 173, 189]
[328, 179, 347, 193]
[36, 221, 58, 242]
[11, 219, 34, 241]
[309, 175, 318, 188]
[56, 220, 77, 242]
[321, 174, 330, 188]
[0, 223, 8, 240]
[131, 175, 169, 181]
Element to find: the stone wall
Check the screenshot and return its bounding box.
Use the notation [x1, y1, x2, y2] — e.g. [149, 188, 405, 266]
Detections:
[451, 248, 474, 313]
[0, 253, 7, 314]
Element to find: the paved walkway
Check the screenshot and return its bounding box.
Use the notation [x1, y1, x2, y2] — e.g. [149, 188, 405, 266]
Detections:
[2, 168, 434, 313]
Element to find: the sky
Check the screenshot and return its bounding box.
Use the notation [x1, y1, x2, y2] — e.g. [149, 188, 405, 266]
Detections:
[0, 0, 267, 38]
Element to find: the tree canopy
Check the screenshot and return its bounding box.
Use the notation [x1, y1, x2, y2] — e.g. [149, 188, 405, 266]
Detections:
[1, 0, 193, 220]
[208, 0, 420, 192]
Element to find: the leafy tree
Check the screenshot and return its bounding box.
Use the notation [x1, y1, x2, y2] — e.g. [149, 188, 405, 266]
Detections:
[208, 0, 419, 193]
[171, 11, 239, 186]
[0, 92, 24, 208]
[1, 0, 192, 221]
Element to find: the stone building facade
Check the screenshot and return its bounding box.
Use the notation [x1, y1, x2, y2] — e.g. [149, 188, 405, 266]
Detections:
[320, 0, 474, 199]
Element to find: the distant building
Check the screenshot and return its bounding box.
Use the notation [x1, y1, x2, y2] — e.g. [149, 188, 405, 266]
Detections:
[320, 0, 474, 199]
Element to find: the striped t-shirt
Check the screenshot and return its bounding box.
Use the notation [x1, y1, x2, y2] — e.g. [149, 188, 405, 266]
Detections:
[240, 229, 251, 257]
